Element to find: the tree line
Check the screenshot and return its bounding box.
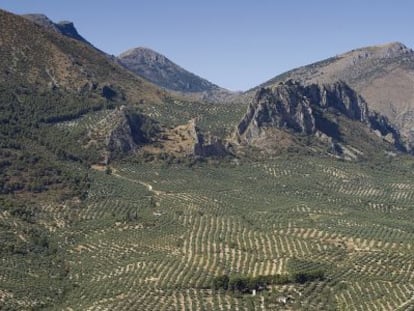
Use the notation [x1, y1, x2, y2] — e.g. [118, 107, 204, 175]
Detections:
[212, 269, 325, 293]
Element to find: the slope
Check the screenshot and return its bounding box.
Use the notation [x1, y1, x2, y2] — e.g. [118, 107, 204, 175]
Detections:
[0, 9, 165, 107]
[0, 9, 173, 308]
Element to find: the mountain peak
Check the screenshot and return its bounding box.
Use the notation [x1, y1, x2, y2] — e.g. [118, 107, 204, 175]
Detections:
[119, 46, 157, 56]
[22, 13, 92, 46]
[118, 47, 169, 64]
[118, 47, 223, 93]
[340, 41, 413, 60]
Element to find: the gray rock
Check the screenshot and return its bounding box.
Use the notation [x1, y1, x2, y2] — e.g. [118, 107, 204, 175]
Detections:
[237, 80, 405, 153]
[188, 119, 228, 157]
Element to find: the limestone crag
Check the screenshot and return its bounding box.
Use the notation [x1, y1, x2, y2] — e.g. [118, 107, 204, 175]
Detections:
[238, 81, 367, 140]
[87, 106, 157, 163]
[237, 80, 404, 153]
[246, 42, 414, 148]
[189, 119, 228, 157]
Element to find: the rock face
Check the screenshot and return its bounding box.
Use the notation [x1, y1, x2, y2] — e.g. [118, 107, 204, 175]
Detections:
[237, 80, 404, 155]
[138, 118, 229, 159]
[246, 42, 414, 148]
[22, 14, 93, 47]
[188, 120, 228, 157]
[238, 81, 367, 140]
[87, 106, 158, 163]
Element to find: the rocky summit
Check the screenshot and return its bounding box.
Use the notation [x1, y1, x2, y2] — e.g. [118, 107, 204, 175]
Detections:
[22, 13, 94, 47]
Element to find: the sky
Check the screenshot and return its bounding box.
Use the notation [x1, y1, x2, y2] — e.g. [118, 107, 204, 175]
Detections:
[1, 0, 414, 91]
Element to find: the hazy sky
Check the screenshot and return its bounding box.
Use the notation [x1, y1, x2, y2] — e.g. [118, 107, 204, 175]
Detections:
[1, 0, 414, 91]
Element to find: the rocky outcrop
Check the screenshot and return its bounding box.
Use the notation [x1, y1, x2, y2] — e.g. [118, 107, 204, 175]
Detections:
[245, 42, 414, 148]
[237, 82, 315, 141]
[369, 112, 406, 150]
[238, 80, 367, 141]
[22, 14, 93, 47]
[86, 106, 158, 163]
[236, 80, 405, 154]
[188, 119, 228, 157]
[305, 82, 368, 122]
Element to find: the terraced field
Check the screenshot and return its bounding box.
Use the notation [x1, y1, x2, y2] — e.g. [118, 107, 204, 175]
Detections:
[8, 155, 406, 310]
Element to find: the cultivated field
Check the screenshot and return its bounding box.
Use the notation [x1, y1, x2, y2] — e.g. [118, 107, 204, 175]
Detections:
[3, 155, 408, 310]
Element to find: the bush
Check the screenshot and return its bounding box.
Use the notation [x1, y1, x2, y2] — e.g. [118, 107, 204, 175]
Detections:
[229, 275, 250, 292]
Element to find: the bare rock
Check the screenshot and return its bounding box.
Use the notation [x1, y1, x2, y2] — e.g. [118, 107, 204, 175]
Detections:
[236, 80, 406, 155]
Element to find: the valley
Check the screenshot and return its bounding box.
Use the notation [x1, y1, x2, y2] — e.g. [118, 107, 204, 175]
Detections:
[0, 7, 414, 311]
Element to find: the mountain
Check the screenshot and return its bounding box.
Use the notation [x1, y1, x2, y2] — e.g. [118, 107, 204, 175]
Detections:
[1, 9, 167, 106]
[246, 42, 414, 149]
[118, 47, 236, 102]
[235, 80, 403, 160]
[0, 7, 174, 192]
[22, 13, 94, 47]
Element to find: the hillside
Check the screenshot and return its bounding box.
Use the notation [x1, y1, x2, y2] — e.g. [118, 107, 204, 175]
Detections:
[246, 42, 414, 149]
[118, 47, 236, 103]
[0, 10, 177, 307]
[1, 10, 166, 105]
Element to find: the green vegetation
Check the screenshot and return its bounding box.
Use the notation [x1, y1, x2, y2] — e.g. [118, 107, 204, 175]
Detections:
[212, 260, 326, 293]
[2, 154, 412, 310]
[1, 8, 414, 311]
